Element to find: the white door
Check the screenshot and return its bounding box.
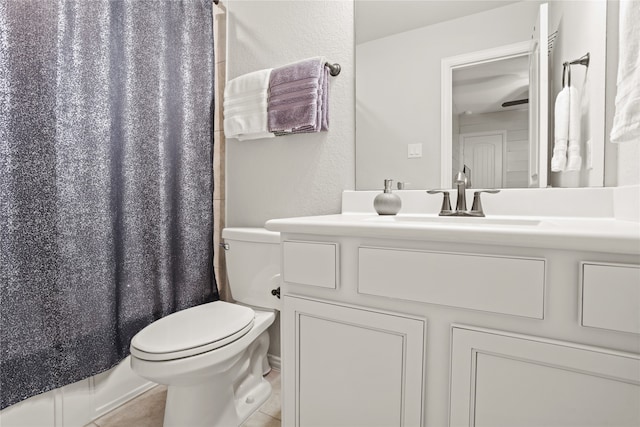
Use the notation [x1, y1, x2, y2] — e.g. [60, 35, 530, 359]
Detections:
[450, 325, 640, 427]
[282, 296, 426, 427]
[461, 133, 504, 188]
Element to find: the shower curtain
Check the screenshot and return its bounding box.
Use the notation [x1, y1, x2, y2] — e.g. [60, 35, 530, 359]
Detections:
[0, 0, 217, 409]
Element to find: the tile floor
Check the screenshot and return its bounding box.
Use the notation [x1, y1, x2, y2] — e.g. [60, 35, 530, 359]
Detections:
[85, 370, 281, 427]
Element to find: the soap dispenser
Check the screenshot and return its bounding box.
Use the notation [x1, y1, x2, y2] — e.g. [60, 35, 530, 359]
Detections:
[374, 179, 402, 215]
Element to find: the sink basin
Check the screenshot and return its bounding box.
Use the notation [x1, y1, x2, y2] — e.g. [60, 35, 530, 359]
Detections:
[365, 215, 542, 226]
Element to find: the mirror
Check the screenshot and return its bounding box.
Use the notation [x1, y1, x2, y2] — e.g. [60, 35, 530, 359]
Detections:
[355, 0, 608, 190]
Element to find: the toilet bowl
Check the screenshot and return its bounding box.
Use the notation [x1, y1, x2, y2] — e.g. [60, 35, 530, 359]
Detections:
[130, 228, 281, 427]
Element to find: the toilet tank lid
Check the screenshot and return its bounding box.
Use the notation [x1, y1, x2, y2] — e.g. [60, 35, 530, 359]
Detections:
[222, 227, 280, 244]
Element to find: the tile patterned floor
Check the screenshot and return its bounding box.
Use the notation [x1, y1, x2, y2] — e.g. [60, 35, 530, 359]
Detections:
[86, 370, 281, 427]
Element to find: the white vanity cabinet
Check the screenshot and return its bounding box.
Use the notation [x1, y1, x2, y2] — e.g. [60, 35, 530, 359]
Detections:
[276, 231, 640, 427]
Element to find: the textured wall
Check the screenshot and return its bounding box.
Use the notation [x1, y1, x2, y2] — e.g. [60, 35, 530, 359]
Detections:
[617, 142, 640, 185]
[225, 0, 355, 227]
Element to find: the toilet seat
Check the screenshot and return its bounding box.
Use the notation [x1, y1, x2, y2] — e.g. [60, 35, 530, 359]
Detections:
[130, 301, 255, 361]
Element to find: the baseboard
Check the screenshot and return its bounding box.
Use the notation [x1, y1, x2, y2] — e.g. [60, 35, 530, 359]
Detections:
[93, 380, 156, 419]
[0, 358, 153, 427]
[267, 354, 281, 371]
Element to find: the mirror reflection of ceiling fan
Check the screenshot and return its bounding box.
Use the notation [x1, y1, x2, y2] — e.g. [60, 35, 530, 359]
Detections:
[502, 98, 529, 107]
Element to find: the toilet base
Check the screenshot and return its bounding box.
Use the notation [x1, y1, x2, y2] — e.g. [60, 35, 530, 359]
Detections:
[162, 330, 272, 427]
[163, 375, 271, 427]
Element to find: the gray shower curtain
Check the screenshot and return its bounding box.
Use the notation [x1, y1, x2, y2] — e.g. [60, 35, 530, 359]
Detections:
[0, 0, 216, 409]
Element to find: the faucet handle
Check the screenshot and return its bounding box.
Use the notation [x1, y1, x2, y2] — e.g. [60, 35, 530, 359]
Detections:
[470, 189, 500, 217]
[427, 189, 453, 215]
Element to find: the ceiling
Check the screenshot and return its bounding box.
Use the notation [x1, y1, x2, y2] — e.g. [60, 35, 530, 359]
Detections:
[355, 0, 522, 45]
[453, 54, 530, 115]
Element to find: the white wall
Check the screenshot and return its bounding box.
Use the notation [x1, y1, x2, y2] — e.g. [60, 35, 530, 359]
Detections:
[225, 0, 355, 227]
[617, 141, 640, 185]
[548, 0, 608, 188]
[355, 1, 542, 190]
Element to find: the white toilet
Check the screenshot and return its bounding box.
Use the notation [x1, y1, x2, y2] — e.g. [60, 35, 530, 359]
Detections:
[130, 227, 281, 427]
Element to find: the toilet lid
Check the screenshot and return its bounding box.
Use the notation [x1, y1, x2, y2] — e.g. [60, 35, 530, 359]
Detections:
[130, 301, 255, 361]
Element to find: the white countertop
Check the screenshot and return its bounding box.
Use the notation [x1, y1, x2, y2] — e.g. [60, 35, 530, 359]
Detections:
[265, 213, 640, 255]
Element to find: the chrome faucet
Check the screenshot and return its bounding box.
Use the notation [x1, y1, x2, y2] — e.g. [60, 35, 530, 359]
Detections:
[453, 171, 469, 212]
[427, 171, 500, 217]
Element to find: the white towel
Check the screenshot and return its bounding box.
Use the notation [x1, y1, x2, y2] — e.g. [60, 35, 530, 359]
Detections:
[223, 68, 275, 141]
[551, 87, 570, 172]
[611, 0, 640, 144]
[551, 86, 582, 171]
[566, 86, 582, 171]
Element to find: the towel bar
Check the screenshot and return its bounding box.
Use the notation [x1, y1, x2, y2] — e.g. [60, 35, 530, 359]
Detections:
[569, 53, 590, 67]
[325, 62, 341, 77]
[562, 52, 590, 87]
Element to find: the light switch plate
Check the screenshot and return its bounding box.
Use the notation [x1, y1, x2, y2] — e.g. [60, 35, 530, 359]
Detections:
[408, 143, 422, 159]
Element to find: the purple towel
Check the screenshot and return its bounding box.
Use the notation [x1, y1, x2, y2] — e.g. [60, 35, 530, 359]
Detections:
[268, 57, 329, 134]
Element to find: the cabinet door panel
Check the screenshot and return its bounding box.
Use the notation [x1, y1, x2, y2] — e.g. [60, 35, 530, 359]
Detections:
[299, 315, 403, 427]
[283, 296, 425, 427]
[450, 326, 640, 427]
[474, 353, 639, 427]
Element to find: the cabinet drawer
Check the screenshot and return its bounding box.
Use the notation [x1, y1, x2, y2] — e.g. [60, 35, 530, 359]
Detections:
[358, 247, 545, 318]
[581, 262, 640, 334]
[283, 241, 338, 289]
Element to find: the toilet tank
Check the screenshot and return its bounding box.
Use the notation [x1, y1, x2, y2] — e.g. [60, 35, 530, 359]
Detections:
[221, 227, 281, 310]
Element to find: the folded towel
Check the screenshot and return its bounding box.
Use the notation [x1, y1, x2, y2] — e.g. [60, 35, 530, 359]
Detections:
[611, 0, 640, 144]
[268, 57, 329, 134]
[225, 68, 270, 95]
[551, 87, 570, 172]
[223, 68, 275, 141]
[566, 86, 582, 171]
[551, 86, 582, 171]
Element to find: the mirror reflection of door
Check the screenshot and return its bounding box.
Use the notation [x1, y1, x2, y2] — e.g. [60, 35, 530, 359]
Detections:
[460, 132, 505, 188]
[451, 53, 531, 189]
